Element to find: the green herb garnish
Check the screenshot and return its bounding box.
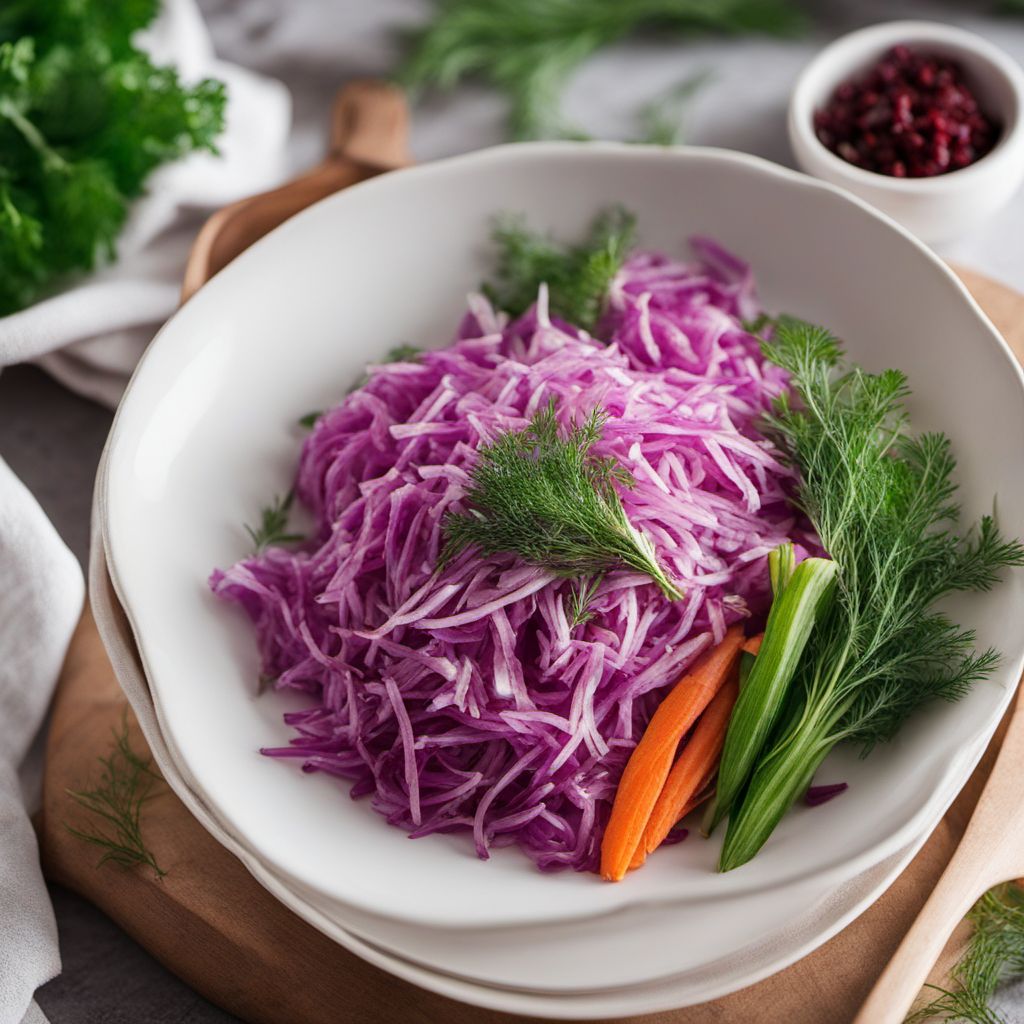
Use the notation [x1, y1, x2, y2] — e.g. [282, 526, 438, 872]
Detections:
[908, 884, 1024, 1023]
[443, 399, 681, 599]
[740, 312, 775, 337]
[637, 69, 713, 146]
[384, 343, 423, 363]
[483, 208, 635, 335]
[245, 491, 304, 553]
[400, 0, 803, 140]
[65, 713, 166, 879]
[717, 317, 1024, 872]
[567, 573, 605, 627]
[705, 544, 837, 834]
[0, 2, 226, 315]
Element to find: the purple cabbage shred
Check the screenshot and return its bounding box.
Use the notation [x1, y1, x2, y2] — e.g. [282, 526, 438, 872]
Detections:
[804, 782, 849, 807]
[210, 238, 809, 872]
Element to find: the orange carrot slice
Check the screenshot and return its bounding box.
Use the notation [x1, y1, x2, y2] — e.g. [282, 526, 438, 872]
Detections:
[600, 625, 744, 882]
[627, 775, 715, 871]
[639, 670, 741, 857]
[626, 631, 763, 872]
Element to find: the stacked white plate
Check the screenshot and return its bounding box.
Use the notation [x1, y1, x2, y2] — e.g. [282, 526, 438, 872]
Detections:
[95, 143, 1024, 1018]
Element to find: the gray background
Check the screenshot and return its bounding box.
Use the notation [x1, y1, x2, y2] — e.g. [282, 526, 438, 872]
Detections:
[7, 0, 1024, 1019]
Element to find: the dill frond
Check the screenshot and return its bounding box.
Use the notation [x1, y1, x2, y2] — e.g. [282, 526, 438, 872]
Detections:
[567, 574, 605, 627]
[244, 490, 304, 553]
[399, 0, 804, 140]
[637, 69, 713, 146]
[442, 399, 681, 600]
[719, 318, 1024, 870]
[384, 344, 423, 363]
[482, 207, 635, 334]
[908, 884, 1024, 1023]
[65, 714, 166, 879]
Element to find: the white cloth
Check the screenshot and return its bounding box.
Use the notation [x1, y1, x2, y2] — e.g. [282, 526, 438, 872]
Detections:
[0, 3, 290, 1023]
[0, 0, 292, 409]
[0, 458, 83, 1024]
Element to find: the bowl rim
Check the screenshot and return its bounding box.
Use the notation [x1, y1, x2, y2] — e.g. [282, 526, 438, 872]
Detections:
[101, 139, 1024, 931]
[89, 513, 952, 1016]
[788, 19, 1024, 192]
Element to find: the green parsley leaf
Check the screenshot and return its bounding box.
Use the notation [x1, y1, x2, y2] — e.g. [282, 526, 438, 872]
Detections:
[0, 2, 226, 315]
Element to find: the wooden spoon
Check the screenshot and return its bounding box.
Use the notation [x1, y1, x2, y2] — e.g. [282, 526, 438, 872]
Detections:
[180, 78, 410, 302]
[854, 694, 1024, 1023]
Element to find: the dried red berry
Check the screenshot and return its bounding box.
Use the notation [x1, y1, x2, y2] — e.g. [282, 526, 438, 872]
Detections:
[814, 45, 1000, 177]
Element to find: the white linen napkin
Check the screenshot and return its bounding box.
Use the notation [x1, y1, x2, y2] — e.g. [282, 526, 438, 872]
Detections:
[0, 458, 83, 1024]
[0, 0, 292, 409]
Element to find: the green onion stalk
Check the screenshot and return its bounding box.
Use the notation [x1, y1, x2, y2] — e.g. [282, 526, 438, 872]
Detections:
[704, 545, 837, 835]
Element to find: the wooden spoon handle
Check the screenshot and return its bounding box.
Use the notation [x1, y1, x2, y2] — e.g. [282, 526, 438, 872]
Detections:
[855, 701, 1024, 1023]
[180, 79, 409, 302]
[852, 859, 988, 1023]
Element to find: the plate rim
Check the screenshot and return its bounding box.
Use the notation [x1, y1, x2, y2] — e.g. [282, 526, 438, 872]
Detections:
[91, 526, 953, 1016]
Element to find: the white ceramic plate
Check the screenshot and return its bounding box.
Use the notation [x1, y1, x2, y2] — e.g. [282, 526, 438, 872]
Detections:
[297, 829, 932, 1015]
[91, 534, 983, 1013]
[103, 143, 1024, 933]
[284, 727, 987, 994]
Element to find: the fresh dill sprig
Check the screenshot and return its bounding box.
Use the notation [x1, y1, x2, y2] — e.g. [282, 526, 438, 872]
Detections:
[244, 490, 304, 553]
[65, 714, 166, 879]
[637, 69, 713, 146]
[483, 208, 635, 334]
[567, 574, 605, 627]
[718, 318, 1024, 871]
[442, 399, 682, 600]
[908, 884, 1024, 1024]
[399, 0, 804, 140]
[385, 343, 422, 363]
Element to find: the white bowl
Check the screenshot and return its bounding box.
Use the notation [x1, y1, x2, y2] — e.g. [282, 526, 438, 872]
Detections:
[90, 532, 985, 1014]
[102, 143, 1024, 936]
[789, 20, 1024, 243]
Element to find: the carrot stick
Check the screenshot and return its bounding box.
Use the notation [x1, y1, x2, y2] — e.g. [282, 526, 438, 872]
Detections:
[634, 626, 765, 860]
[627, 774, 715, 871]
[600, 625, 744, 882]
[638, 670, 741, 857]
[626, 631, 764, 872]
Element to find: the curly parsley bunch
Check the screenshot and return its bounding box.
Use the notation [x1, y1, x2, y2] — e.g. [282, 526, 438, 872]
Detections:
[0, 0, 226, 315]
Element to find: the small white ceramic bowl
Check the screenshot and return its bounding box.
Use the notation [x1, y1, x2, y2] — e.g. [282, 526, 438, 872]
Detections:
[789, 20, 1024, 244]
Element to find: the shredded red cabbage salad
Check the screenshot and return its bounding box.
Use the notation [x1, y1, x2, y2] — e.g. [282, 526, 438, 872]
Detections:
[211, 237, 808, 872]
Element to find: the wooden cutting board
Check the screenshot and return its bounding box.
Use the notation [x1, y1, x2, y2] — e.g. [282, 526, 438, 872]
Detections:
[35, 81, 1024, 1024]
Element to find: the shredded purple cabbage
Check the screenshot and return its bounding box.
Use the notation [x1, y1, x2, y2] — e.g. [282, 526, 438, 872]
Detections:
[211, 239, 807, 872]
[804, 782, 849, 807]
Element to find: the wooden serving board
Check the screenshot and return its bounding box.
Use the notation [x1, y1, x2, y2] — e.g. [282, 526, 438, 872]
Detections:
[35, 81, 1024, 1024]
